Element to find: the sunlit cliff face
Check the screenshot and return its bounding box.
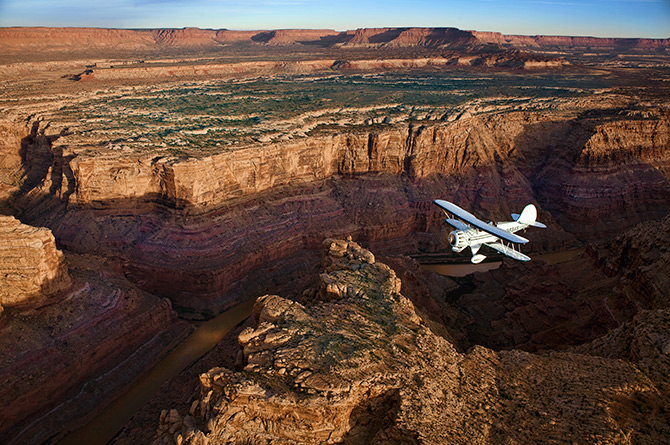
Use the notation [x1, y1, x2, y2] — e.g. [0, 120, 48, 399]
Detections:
[3, 87, 668, 314]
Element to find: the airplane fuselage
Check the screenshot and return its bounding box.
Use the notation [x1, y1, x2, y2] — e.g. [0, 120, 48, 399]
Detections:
[449, 221, 528, 253]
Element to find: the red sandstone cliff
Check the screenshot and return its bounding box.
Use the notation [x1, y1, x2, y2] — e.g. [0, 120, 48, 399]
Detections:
[0, 215, 71, 308]
[0, 217, 190, 444]
[0, 26, 666, 55]
[337, 27, 479, 48]
[473, 32, 670, 50]
[7, 104, 668, 315]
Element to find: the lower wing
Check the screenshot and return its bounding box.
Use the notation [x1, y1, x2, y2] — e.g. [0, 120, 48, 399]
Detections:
[485, 242, 531, 262]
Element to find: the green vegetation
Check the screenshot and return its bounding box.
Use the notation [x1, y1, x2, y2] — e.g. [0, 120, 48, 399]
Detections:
[43, 70, 610, 157]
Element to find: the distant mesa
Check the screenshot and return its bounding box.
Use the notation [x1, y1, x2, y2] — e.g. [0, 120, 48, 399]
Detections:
[336, 27, 480, 48]
[0, 26, 667, 53]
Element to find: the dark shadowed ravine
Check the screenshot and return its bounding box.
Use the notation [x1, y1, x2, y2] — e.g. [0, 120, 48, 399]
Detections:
[420, 248, 583, 277]
[59, 298, 255, 445]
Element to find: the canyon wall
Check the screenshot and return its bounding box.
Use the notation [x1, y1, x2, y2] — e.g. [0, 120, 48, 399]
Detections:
[0, 217, 190, 444]
[0, 215, 71, 308]
[154, 239, 669, 444]
[9, 106, 669, 315]
[0, 122, 25, 207]
[47, 109, 670, 218]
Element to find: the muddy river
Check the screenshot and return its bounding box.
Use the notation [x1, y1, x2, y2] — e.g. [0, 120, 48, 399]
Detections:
[421, 249, 583, 277]
[59, 298, 256, 445]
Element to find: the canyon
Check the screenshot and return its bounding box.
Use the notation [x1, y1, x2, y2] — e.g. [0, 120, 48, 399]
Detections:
[0, 26, 668, 443]
[154, 236, 669, 444]
[0, 216, 189, 444]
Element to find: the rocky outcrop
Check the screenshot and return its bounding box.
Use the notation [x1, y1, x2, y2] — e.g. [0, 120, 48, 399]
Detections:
[0, 215, 71, 308]
[0, 121, 26, 205]
[0, 221, 190, 444]
[575, 309, 670, 389]
[250, 29, 340, 45]
[600, 215, 670, 308]
[154, 239, 669, 444]
[151, 28, 226, 48]
[337, 27, 477, 48]
[573, 308, 670, 438]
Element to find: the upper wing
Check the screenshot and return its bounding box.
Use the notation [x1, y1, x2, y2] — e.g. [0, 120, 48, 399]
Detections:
[485, 242, 531, 261]
[434, 199, 529, 244]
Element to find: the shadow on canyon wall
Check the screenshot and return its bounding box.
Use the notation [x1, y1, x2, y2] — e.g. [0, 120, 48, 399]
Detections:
[17, 121, 75, 201]
[4, 115, 669, 323]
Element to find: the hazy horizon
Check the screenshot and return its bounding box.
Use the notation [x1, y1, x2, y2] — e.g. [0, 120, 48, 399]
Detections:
[0, 0, 668, 39]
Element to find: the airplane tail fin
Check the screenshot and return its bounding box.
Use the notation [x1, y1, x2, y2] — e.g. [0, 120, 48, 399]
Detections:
[512, 204, 547, 228]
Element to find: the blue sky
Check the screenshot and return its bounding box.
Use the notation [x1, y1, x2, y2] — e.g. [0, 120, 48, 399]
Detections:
[0, 0, 668, 38]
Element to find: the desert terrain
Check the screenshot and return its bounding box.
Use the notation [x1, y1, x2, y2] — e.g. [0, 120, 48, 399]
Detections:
[0, 27, 668, 444]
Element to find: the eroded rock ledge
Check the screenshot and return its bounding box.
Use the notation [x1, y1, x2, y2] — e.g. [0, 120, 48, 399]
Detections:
[154, 238, 669, 444]
[0, 215, 71, 309]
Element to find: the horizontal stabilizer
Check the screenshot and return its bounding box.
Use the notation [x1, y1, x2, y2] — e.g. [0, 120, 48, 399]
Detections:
[485, 242, 531, 261]
[511, 214, 547, 228]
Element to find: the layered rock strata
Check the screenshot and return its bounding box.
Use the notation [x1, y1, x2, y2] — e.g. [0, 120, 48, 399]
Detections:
[0, 215, 71, 308]
[451, 215, 670, 352]
[154, 239, 668, 444]
[12, 103, 668, 314]
[34, 106, 670, 232]
[1, 27, 667, 54]
[66, 53, 566, 82]
[0, 121, 26, 206]
[0, 219, 190, 444]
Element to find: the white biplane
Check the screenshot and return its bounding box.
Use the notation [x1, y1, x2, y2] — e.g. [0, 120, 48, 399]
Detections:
[434, 199, 546, 264]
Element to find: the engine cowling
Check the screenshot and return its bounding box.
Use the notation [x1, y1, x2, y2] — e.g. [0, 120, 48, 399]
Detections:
[448, 230, 468, 252]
